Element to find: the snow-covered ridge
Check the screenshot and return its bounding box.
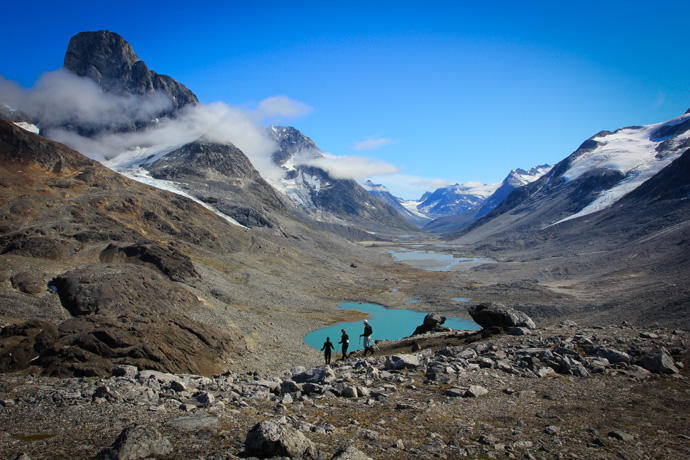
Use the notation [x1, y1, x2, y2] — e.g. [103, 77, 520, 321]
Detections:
[557, 113, 690, 224]
[509, 165, 552, 186]
[13, 121, 40, 134]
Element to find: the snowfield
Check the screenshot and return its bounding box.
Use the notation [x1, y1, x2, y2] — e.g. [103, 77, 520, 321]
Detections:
[557, 113, 690, 224]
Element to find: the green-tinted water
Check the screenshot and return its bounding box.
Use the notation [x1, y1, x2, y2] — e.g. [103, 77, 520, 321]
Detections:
[304, 302, 480, 352]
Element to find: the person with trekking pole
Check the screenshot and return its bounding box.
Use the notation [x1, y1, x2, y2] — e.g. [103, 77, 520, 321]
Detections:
[360, 319, 374, 356]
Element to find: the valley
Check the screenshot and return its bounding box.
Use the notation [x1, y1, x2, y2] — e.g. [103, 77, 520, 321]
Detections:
[0, 28, 689, 460]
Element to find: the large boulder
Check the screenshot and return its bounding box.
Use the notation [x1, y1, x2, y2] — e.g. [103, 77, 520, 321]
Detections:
[98, 425, 172, 460]
[292, 366, 336, 384]
[641, 347, 679, 374]
[384, 354, 421, 370]
[245, 419, 315, 459]
[330, 445, 372, 460]
[412, 313, 451, 335]
[467, 303, 536, 331]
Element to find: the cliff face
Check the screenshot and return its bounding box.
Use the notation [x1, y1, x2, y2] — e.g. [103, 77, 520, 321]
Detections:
[64, 30, 198, 111]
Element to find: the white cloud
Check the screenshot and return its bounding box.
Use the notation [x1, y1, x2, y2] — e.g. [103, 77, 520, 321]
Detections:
[366, 173, 452, 200]
[1, 70, 316, 180]
[256, 95, 312, 120]
[1, 69, 172, 127]
[297, 153, 401, 180]
[354, 136, 396, 151]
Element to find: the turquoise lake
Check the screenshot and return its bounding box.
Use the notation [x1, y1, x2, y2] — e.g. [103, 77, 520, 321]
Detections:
[383, 247, 494, 272]
[304, 302, 480, 352]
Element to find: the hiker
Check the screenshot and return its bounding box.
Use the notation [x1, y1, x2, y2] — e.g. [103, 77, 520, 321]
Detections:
[321, 337, 335, 364]
[338, 329, 349, 360]
[360, 319, 374, 356]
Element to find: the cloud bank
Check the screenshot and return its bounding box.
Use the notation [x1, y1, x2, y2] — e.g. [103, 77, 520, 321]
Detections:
[0, 70, 311, 180]
[1, 70, 402, 183]
[1, 70, 172, 128]
[297, 153, 401, 180]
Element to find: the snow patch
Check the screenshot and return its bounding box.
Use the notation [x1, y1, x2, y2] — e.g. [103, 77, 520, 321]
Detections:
[555, 113, 690, 224]
[119, 168, 248, 228]
[13, 121, 40, 134]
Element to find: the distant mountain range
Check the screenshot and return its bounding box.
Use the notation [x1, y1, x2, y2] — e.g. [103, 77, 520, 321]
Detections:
[452, 111, 690, 243]
[364, 165, 552, 232]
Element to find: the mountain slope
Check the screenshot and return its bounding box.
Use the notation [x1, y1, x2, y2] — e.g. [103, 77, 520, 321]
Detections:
[423, 165, 551, 234]
[363, 180, 432, 227]
[447, 110, 690, 326]
[267, 126, 418, 236]
[451, 111, 690, 243]
[0, 119, 405, 376]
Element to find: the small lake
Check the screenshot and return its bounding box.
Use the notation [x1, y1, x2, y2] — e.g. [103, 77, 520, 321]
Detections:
[384, 247, 494, 271]
[304, 302, 480, 352]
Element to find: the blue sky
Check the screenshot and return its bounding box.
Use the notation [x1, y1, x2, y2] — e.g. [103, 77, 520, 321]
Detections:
[2, 1, 689, 199]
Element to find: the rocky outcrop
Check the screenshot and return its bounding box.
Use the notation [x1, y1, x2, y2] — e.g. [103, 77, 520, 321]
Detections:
[98, 243, 199, 282]
[64, 30, 198, 112]
[51, 264, 201, 317]
[0, 311, 241, 377]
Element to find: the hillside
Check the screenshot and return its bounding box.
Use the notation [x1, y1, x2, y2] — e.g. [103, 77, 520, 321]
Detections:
[443, 111, 690, 327]
[0, 119, 403, 376]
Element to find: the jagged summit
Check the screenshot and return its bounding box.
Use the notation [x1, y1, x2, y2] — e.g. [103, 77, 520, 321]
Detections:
[64, 30, 198, 111]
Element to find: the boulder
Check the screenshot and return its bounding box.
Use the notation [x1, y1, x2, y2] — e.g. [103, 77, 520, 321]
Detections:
[596, 347, 631, 365]
[98, 425, 173, 460]
[467, 303, 536, 331]
[385, 354, 420, 370]
[641, 347, 679, 374]
[292, 366, 336, 384]
[465, 385, 488, 398]
[244, 419, 315, 459]
[412, 313, 450, 335]
[330, 444, 372, 460]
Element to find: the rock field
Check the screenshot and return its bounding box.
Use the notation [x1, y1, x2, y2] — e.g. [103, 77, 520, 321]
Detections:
[2, 317, 688, 460]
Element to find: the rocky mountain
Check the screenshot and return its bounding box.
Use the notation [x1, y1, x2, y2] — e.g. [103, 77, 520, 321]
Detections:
[62, 30, 198, 135]
[363, 180, 432, 227]
[451, 110, 690, 243]
[415, 182, 499, 219]
[424, 165, 551, 234]
[445, 110, 690, 326]
[47, 31, 417, 239]
[266, 126, 418, 236]
[0, 119, 403, 376]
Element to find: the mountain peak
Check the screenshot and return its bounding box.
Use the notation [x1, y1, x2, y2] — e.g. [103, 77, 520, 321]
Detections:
[64, 30, 198, 111]
[64, 31, 140, 88]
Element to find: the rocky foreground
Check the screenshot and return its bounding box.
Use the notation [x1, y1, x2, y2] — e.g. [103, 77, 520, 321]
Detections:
[1, 313, 688, 460]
